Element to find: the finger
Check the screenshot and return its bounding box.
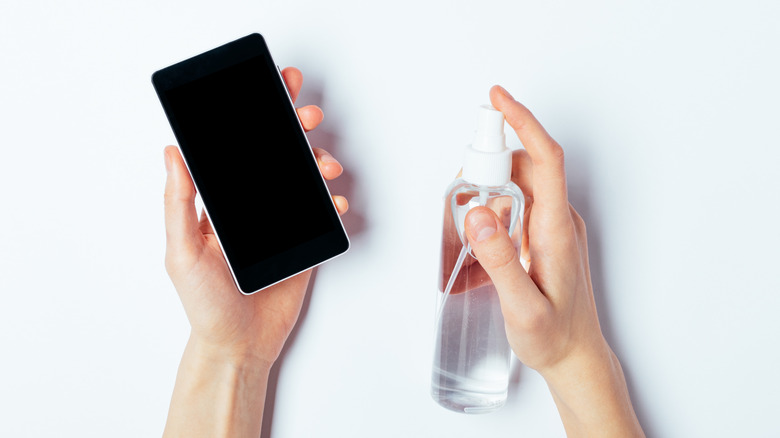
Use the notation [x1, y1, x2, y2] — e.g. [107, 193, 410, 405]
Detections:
[520, 197, 532, 267]
[511, 148, 534, 198]
[164, 146, 201, 252]
[333, 195, 349, 215]
[490, 86, 568, 213]
[509, 149, 533, 268]
[281, 67, 303, 103]
[312, 147, 343, 180]
[199, 207, 214, 235]
[297, 105, 324, 132]
[465, 207, 544, 315]
[569, 204, 591, 283]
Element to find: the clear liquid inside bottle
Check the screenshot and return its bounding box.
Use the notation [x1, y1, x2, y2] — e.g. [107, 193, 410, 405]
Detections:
[431, 180, 524, 414]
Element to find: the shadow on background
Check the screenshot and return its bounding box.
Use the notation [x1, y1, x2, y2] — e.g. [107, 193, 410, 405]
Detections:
[261, 76, 364, 438]
[504, 357, 525, 408]
[297, 76, 365, 238]
[565, 145, 655, 437]
[260, 268, 317, 438]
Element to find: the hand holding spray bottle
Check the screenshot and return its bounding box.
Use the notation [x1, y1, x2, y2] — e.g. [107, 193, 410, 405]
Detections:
[431, 105, 525, 414]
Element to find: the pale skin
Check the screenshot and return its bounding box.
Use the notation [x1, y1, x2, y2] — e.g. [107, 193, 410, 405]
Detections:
[464, 86, 645, 437]
[162, 68, 643, 436]
[162, 67, 347, 438]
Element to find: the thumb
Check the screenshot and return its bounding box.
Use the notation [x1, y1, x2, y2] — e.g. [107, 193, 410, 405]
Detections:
[465, 207, 539, 308]
[163, 146, 201, 253]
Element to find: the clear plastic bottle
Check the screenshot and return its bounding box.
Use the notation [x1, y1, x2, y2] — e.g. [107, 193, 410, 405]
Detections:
[431, 105, 525, 414]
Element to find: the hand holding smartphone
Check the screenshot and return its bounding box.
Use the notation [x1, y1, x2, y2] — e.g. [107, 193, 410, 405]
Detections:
[153, 33, 349, 294]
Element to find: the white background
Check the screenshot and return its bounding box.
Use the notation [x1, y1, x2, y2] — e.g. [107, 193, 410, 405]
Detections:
[1, 0, 779, 437]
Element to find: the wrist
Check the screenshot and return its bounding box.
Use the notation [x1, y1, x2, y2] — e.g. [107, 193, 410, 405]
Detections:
[163, 336, 272, 438]
[187, 334, 276, 373]
[539, 337, 614, 391]
[540, 340, 644, 437]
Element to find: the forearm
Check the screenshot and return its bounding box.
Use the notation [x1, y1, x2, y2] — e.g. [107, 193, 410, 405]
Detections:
[543, 343, 644, 438]
[163, 336, 272, 438]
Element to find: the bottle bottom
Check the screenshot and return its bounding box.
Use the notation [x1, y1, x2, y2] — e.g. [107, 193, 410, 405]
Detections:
[431, 368, 507, 414]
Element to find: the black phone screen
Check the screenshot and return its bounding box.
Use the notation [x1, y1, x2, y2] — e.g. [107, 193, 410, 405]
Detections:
[153, 34, 348, 293]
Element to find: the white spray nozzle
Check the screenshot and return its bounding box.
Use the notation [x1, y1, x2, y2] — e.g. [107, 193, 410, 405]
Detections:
[462, 105, 512, 187]
[474, 105, 506, 152]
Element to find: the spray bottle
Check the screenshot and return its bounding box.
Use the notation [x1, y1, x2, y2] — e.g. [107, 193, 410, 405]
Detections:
[431, 105, 525, 413]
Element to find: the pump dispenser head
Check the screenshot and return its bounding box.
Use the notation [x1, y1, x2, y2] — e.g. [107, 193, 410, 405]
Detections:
[462, 105, 512, 187]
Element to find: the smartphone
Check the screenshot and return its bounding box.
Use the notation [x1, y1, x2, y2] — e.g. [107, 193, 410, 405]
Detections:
[152, 33, 349, 294]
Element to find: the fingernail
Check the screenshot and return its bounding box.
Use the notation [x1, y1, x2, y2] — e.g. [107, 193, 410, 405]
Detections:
[496, 85, 514, 101]
[164, 149, 171, 174]
[467, 209, 497, 242]
[319, 154, 338, 164]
